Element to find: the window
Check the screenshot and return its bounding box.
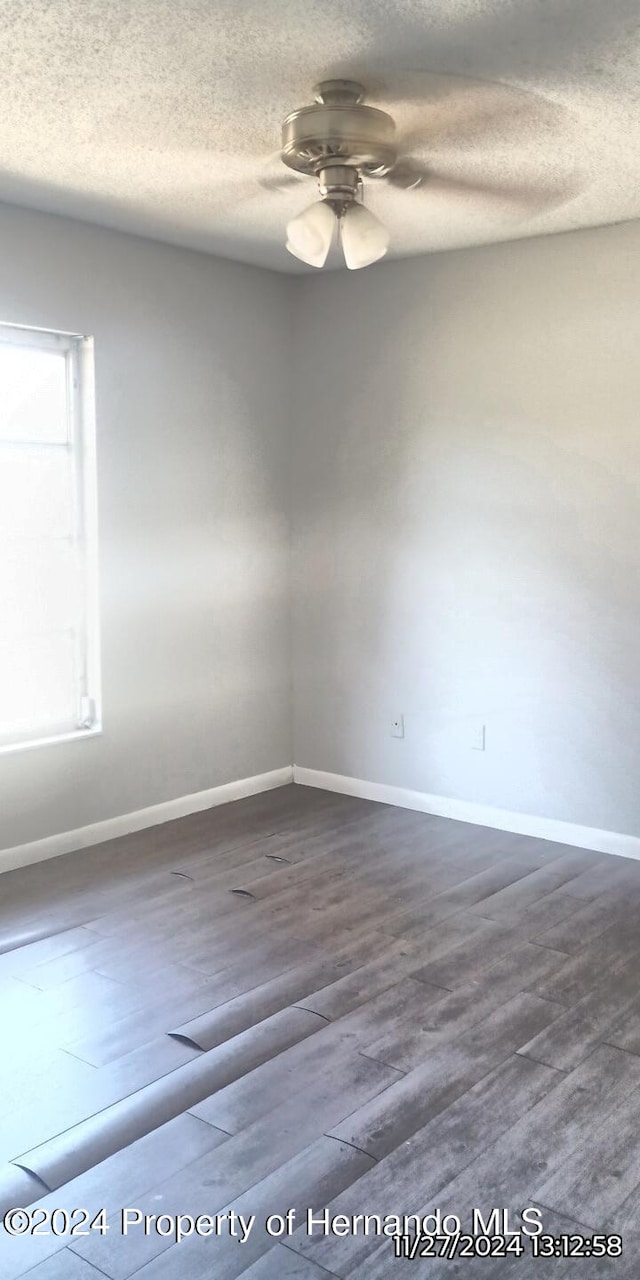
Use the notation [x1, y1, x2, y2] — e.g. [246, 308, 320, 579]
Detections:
[0, 323, 100, 752]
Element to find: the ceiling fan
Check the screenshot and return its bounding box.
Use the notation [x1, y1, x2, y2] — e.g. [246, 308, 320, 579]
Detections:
[271, 77, 576, 271]
[278, 79, 399, 270]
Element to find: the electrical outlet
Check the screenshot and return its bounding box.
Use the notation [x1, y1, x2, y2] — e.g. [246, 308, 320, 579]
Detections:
[391, 714, 404, 739]
[471, 722, 486, 751]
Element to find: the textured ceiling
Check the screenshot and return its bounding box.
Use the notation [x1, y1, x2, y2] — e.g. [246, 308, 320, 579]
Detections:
[0, 0, 638, 272]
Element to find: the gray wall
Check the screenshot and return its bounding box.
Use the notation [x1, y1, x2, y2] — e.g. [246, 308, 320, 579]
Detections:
[0, 204, 292, 850]
[3, 205, 639, 851]
[292, 220, 640, 835]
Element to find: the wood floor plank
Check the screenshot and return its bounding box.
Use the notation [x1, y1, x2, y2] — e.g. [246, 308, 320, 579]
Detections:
[189, 1035, 399, 1136]
[330, 992, 563, 1159]
[16, 1008, 326, 1190]
[286, 1054, 560, 1275]
[240, 1248, 337, 1279]
[184, 934, 319, 981]
[466, 852, 602, 921]
[530, 920, 640, 1005]
[607, 1172, 640, 1234]
[292, 938, 434, 1021]
[381, 853, 553, 936]
[65, 947, 326, 1069]
[0, 1165, 47, 1217]
[359, 945, 565, 1072]
[0, 1033, 204, 1168]
[412, 898, 580, 991]
[0, 1115, 229, 1280]
[552, 1245, 640, 1279]
[169, 958, 342, 1050]
[559, 858, 640, 902]
[1, 787, 639, 1280]
[0, 927, 101, 975]
[13, 1254, 101, 1279]
[72, 1055, 395, 1277]
[17, 937, 127, 991]
[78, 1136, 372, 1280]
[188, 979, 439, 1134]
[474, 887, 592, 934]
[533, 890, 639, 955]
[533, 1082, 640, 1225]
[519, 961, 640, 1071]
[412, 1045, 640, 1250]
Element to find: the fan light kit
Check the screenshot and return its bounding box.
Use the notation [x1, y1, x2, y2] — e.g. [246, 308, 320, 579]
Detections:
[281, 80, 396, 270]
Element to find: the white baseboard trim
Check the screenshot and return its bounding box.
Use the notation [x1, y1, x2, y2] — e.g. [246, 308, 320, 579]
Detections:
[293, 766, 640, 862]
[6, 760, 638, 878]
[1, 766, 293, 875]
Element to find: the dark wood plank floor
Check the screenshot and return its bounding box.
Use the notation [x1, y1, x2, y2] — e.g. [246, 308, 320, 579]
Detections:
[1, 784, 640, 1277]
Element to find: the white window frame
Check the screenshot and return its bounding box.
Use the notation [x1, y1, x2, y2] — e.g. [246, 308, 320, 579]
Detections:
[0, 321, 101, 755]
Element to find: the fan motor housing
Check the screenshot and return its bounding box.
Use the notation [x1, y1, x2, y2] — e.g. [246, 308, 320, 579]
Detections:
[281, 82, 396, 177]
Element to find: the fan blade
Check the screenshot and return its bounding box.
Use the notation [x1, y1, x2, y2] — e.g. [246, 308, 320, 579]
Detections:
[259, 171, 306, 193]
[258, 151, 310, 195]
[94, 145, 310, 203]
[385, 154, 581, 215]
[386, 161, 427, 190]
[371, 72, 567, 153]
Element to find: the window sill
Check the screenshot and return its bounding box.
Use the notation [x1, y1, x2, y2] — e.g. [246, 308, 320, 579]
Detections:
[0, 725, 103, 757]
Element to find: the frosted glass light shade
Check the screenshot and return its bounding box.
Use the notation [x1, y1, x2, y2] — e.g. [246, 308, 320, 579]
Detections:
[286, 201, 336, 267]
[341, 203, 390, 269]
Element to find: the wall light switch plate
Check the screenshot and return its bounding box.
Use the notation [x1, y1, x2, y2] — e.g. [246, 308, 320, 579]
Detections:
[391, 714, 405, 739]
[471, 722, 486, 751]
